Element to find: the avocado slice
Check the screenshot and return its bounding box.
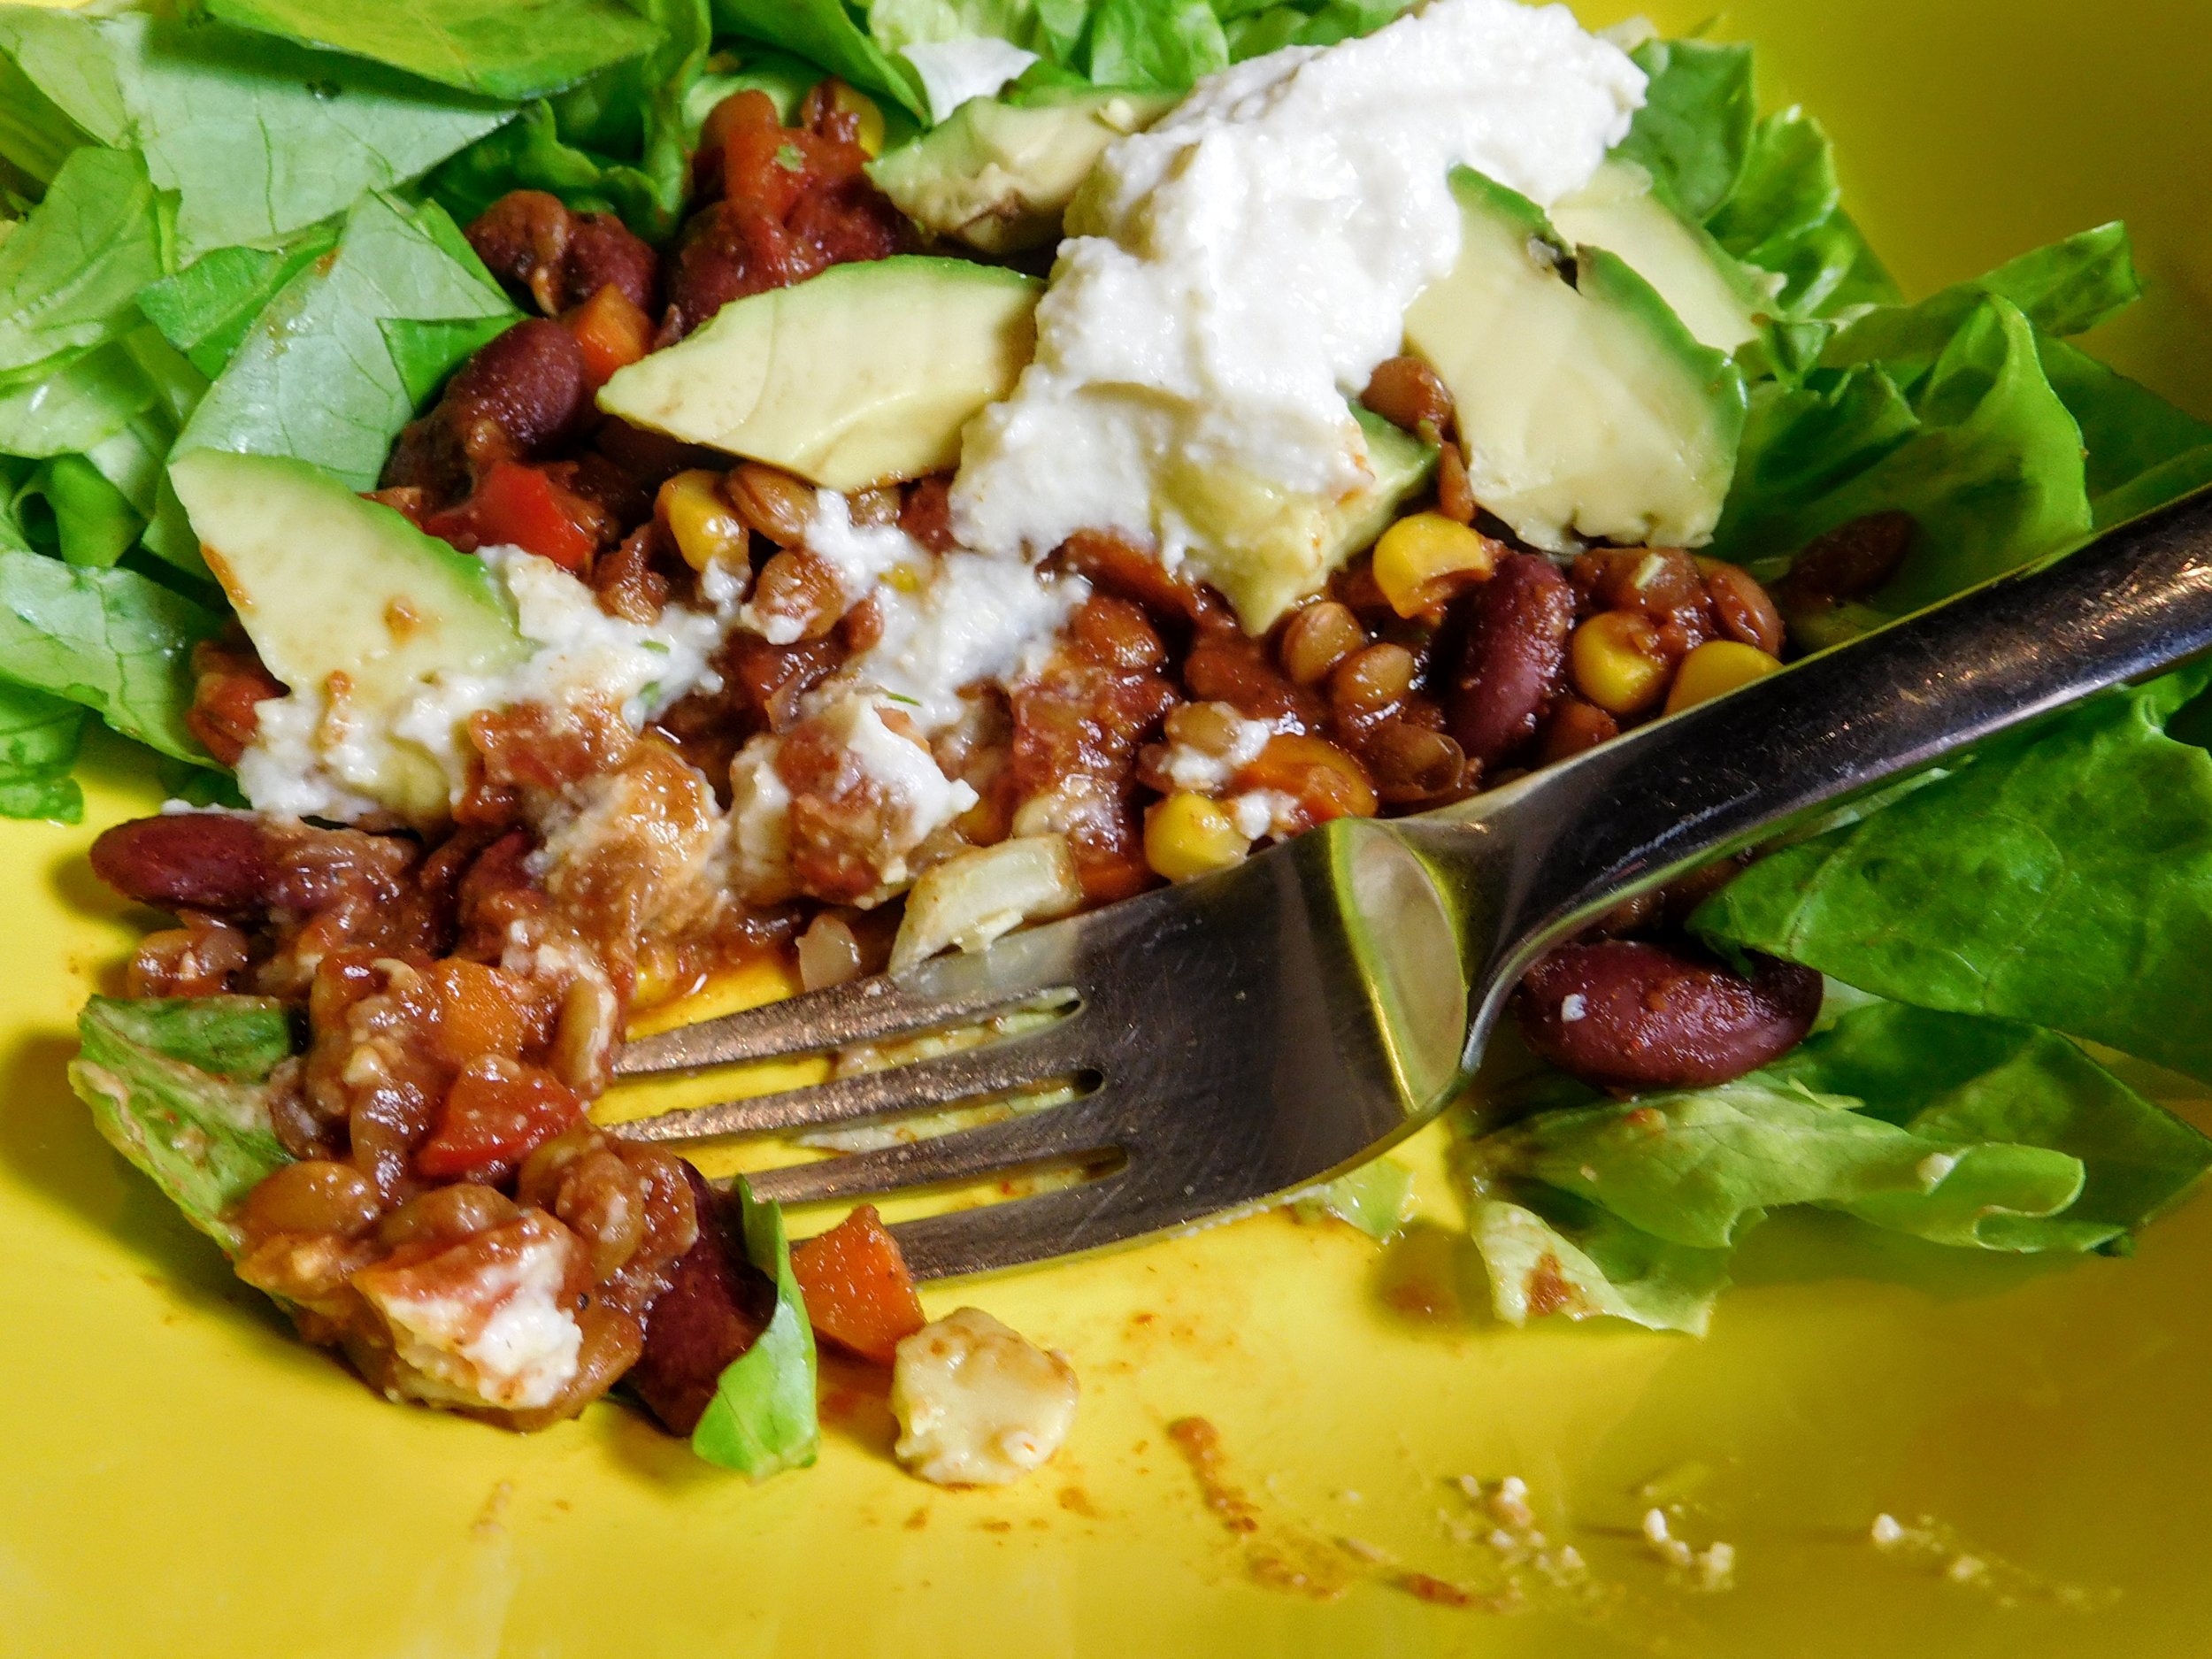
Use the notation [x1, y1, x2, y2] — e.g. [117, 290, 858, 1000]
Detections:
[866, 89, 1175, 256]
[1549, 160, 1778, 356]
[1404, 168, 1747, 553]
[169, 449, 526, 821]
[599, 257, 1041, 494]
[1163, 408, 1438, 630]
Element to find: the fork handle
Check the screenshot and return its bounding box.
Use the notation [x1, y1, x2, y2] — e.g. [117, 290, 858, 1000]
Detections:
[1447, 487, 2212, 979]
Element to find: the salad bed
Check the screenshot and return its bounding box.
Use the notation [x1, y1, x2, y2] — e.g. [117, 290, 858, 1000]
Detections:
[5, 0, 2212, 1486]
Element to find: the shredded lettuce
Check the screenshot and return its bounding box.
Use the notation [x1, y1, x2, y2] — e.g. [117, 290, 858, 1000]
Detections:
[136, 227, 343, 381]
[69, 995, 296, 1252]
[0, 49, 84, 190]
[0, 547, 219, 762]
[0, 323, 204, 463]
[1697, 670, 2212, 1087]
[710, 0, 925, 118]
[0, 146, 173, 378]
[429, 0, 712, 237]
[691, 1177, 822, 1477]
[175, 193, 517, 490]
[202, 0, 664, 103]
[0, 8, 510, 260]
[12, 451, 141, 569]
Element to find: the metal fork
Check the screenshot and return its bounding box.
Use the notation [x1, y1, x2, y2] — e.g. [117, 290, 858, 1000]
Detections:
[611, 489, 2212, 1279]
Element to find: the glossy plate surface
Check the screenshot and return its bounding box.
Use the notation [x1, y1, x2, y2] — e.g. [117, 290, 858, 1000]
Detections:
[7, 2, 2212, 1652]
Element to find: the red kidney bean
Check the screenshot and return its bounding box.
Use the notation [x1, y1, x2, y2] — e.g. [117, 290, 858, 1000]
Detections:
[443, 319, 588, 460]
[1448, 552, 1574, 767]
[629, 1164, 776, 1435]
[465, 191, 659, 316]
[1515, 940, 1823, 1092]
[660, 200, 816, 342]
[380, 319, 589, 503]
[563, 214, 659, 313]
[1778, 511, 1918, 611]
[90, 813, 272, 914]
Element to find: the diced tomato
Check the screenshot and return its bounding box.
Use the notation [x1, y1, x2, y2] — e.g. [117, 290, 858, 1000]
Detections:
[184, 641, 285, 768]
[425, 958, 526, 1071]
[564, 283, 653, 392]
[1236, 733, 1379, 824]
[789, 1203, 926, 1364]
[417, 1056, 583, 1178]
[426, 461, 599, 573]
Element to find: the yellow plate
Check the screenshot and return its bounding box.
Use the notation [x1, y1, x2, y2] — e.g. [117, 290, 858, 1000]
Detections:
[8, 3, 2212, 1653]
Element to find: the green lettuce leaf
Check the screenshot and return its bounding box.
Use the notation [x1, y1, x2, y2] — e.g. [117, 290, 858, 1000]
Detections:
[1467, 993, 2212, 1330]
[867, 0, 1045, 58]
[1291, 1154, 1414, 1240]
[1706, 105, 1899, 319]
[1715, 296, 2092, 609]
[1824, 222, 2142, 387]
[13, 452, 142, 569]
[69, 995, 296, 1252]
[1696, 671, 2212, 1086]
[136, 225, 343, 381]
[428, 0, 710, 238]
[203, 0, 663, 102]
[0, 323, 204, 461]
[1082, 0, 1228, 88]
[2036, 332, 2212, 528]
[0, 145, 173, 376]
[710, 0, 925, 119]
[691, 1177, 821, 1478]
[0, 676, 86, 821]
[1475, 1079, 2090, 1253]
[0, 50, 86, 190]
[176, 191, 517, 489]
[1763, 1002, 2212, 1250]
[0, 546, 220, 760]
[1616, 37, 1754, 223]
[1221, 0, 1410, 59]
[0, 9, 510, 259]
[1470, 1194, 1731, 1335]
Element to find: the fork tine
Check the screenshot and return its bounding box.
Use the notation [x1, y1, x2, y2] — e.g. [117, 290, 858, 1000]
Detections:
[741, 1097, 1118, 1207]
[607, 1017, 1091, 1142]
[614, 972, 1059, 1079]
[885, 1177, 1140, 1280]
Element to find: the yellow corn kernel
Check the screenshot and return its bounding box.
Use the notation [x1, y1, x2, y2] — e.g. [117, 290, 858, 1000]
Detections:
[1571, 611, 1672, 716]
[1371, 511, 1499, 618]
[1665, 639, 1783, 713]
[657, 469, 749, 572]
[827, 81, 887, 157]
[1144, 793, 1249, 883]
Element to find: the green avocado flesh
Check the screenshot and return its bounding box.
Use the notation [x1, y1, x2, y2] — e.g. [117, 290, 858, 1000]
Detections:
[865, 89, 1176, 255]
[1165, 408, 1439, 630]
[598, 256, 1043, 494]
[1405, 167, 1748, 553]
[168, 449, 525, 821]
[1549, 160, 1776, 356]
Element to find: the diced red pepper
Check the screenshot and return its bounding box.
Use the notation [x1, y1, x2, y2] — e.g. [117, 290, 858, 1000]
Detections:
[426, 461, 598, 573]
[564, 282, 653, 392]
[417, 1057, 584, 1178]
[789, 1203, 926, 1363]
